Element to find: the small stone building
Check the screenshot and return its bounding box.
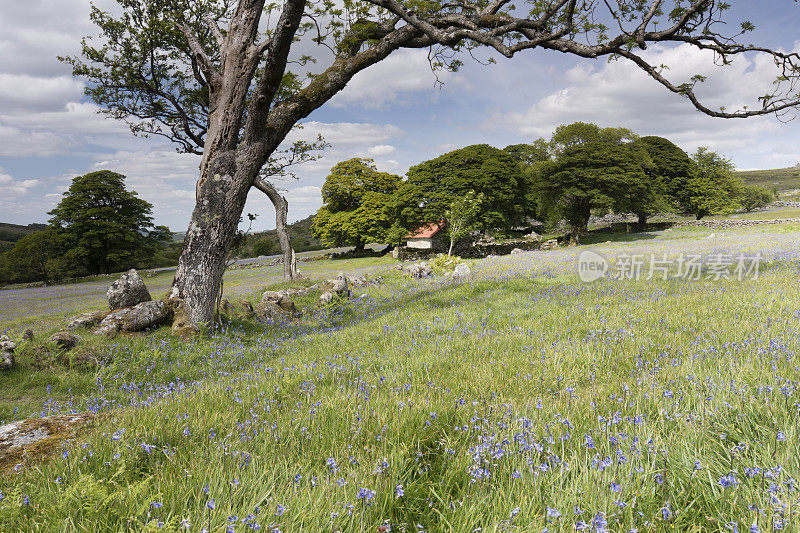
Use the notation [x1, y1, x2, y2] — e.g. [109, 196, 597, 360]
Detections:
[405, 221, 447, 251]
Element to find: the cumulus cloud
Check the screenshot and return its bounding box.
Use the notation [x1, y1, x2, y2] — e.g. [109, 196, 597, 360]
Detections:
[288, 121, 402, 148]
[0, 169, 39, 195]
[366, 144, 396, 156]
[502, 44, 798, 159]
[330, 49, 462, 108]
[0, 75, 84, 112]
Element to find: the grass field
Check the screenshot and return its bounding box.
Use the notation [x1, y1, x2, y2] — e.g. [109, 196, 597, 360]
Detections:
[736, 167, 800, 191]
[1, 227, 800, 531]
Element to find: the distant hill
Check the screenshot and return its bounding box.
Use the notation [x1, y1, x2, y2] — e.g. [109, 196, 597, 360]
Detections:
[0, 222, 48, 251]
[170, 215, 326, 256]
[735, 167, 800, 191]
[243, 214, 326, 256]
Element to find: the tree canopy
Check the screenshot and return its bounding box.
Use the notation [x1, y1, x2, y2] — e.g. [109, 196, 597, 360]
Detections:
[393, 144, 532, 236]
[311, 158, 401, 250]
[536, 139, 652, 239]
[48, 171, 173, 275]
[682, 147, 743, 219]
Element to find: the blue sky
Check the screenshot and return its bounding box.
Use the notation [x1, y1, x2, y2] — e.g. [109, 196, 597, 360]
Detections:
[2, 1, 800, 232]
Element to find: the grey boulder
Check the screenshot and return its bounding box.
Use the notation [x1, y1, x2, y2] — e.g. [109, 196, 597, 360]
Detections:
[402, 262, 433, 279]
[107, 269, 152, 310]
[50, 332, 82, 351]
[319, 291, 335, 305]
[67, 310, 110, 331]
[255, 300, 290, 322]
[95, 300, 171, 335]
[453, 263, 471, 278]
[329, 273, 350, 297]
[0, 334, 15, 370]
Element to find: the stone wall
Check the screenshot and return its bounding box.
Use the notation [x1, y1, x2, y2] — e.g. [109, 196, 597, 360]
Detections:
[672, 218, 800, 229]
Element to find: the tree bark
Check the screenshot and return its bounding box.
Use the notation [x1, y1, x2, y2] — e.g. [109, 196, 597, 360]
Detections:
[170, 149, 255, 327]
[254, 178, 298, 281]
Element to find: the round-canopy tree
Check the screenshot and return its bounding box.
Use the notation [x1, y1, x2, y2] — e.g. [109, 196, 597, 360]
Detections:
[393, 144, 531, 235]
[536, 140, 652, 240]
[636, 136, 696, 216]
[65, 0, 800, 329]
[48, 170, 173, 275]
[311, 158, 400, 250]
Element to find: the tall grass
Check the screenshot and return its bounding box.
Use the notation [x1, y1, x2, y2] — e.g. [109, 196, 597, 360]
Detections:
[2, 236, 800, 531]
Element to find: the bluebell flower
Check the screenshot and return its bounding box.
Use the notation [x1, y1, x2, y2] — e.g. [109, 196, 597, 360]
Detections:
[546, 507, 561, 519]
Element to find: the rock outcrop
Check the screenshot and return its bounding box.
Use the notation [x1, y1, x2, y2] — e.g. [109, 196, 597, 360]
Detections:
[0, 335, 15, 370]
[94, 300, 172, 336]
[106, 269, 152, 310]
[453, 263, 471, 278]
[49, 332, 81, 351]
[67, 310, 111, 331]
[0, 414, 94, 474]
[401, 262, 433, 278]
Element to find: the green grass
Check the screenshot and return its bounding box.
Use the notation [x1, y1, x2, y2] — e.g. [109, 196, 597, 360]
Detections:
[735, 167, 800, 190]
[2, 232, 800, 531]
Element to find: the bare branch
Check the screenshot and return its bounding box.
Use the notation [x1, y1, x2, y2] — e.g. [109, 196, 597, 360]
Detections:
[617, 49, 798, 118]
[178, 22, 220, 87]
[204, 14, 226, 48]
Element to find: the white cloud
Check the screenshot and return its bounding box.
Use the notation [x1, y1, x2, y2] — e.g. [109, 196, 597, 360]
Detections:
[288, 121, 402, 148]
[366, 144, 396, 156]
[502, 43, 796, 158]
[0, 74, 84, 112]
[330, 49, 461, 108]
[0, 169, 39, 195]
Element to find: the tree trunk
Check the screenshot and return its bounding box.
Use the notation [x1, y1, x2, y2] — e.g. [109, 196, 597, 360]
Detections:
[253, 178, 297, 281]
[170, 149, 254, 327]
[448, 239, 455, 256]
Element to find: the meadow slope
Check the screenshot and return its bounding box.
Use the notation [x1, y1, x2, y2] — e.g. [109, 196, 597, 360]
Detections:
[1, 227, 800, 532]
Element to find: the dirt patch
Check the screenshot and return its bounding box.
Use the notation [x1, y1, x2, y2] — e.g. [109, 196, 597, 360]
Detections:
[0, 413, 95, 476]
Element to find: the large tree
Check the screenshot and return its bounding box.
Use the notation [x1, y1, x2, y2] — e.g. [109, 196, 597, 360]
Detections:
[636, 135, 696, 215]
[311, 158, 400, 250]
[683, 147, 743, 219]
[66, 0, 800, 329]
[393, 144, 530, 235]
[537, 140, 652, 240]
[49, 171, 173, 275]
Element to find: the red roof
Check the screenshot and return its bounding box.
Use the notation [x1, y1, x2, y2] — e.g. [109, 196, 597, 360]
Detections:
[405, 221, 445, 239]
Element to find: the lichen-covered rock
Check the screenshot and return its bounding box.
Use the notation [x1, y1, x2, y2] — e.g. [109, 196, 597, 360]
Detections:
[261, 290, 283, 302]
[328, 273, 350, 297]
[93, 322, 120, 338]
[255, 300, 290, 322]
[96, 300, 171, 334]
[276, 296, 299, 316]
[319, 291, 335, 305]
[402, 262, 433, 278]
[0, 351, 13, 370]
[67, 310, 111, 331]
[106, 269, 152, 310]
[49, 331, 81, 351]
[0, 414, 94, 474]
[0, 334, 16, 353]
[453, 263, 471, 278]
[510, 248, 524, 255]
[22, 328, 34, 342]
